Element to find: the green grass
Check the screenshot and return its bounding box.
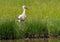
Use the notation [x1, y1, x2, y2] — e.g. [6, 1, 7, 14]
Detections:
[0, 0, 60, 39]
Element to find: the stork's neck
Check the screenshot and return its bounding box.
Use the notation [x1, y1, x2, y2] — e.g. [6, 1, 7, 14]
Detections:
[22, 8, 26, 15]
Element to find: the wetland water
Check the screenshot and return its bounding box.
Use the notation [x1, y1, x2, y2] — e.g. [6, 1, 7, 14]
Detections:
[0, 38, 60, 42]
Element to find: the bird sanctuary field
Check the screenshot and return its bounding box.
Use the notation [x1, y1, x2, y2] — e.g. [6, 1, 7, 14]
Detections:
[0, 0, 60, 39]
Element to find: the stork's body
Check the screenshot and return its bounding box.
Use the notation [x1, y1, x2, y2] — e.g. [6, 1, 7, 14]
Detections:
[18, 5, 27, 22]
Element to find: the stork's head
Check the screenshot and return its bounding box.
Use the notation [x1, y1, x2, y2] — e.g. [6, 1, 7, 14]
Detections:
[22, 5, 28, 9]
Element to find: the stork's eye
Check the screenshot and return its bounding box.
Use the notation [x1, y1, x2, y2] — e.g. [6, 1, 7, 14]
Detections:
[24, 7, 27, 9]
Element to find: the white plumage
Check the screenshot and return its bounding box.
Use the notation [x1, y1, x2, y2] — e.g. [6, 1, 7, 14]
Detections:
[18, 5, 27, 22]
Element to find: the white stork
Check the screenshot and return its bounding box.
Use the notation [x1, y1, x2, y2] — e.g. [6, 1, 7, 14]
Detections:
[18, 5, 27, 22]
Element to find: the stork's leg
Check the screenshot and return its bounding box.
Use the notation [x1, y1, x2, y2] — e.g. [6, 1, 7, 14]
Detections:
[18, 20, 21, 22]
